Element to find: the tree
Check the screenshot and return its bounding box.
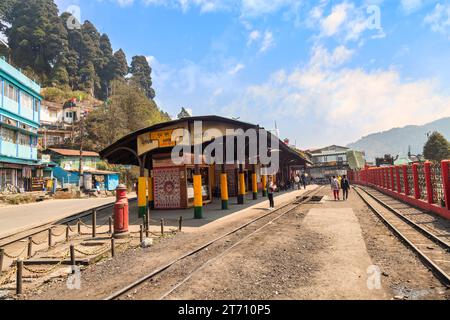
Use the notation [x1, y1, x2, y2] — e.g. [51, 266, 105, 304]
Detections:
[77, 21, 102, 97]
[97, 34, 114, 99]
[423, 131, 450, 162]
[83, 80, 170, 151]
[129, 55, 156, 100]
[0, 0, 16, 31]
[110, 49, 128, 79]
[177, 107, 192, 119]
[7, 0, 68, 83]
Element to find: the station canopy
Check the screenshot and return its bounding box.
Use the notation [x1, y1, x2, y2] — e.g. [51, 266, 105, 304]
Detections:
[100, 116, 311, 169]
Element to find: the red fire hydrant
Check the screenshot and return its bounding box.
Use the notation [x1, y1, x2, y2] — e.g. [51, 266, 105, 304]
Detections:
[113, 184, 129, 238]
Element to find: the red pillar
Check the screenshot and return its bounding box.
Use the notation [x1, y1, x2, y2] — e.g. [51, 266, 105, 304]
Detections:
[412, 163, 420, 199]
[390, 166, 395, 191]
[384, 167, 388, 189]
[403, 165, 409, 196]
[396, 166, 401, 193]
[424, 161, 434, 204]
[442, 160, 450, 211]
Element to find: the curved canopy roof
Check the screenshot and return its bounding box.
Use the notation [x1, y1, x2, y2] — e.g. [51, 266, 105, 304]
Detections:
[100, 115, 311, 168]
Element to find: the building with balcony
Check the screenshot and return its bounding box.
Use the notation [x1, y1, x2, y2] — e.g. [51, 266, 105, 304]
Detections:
[308, 145, 366, 183]
[0, 57, 42, 191]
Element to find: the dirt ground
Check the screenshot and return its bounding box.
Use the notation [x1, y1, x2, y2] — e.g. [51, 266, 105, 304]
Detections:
[18, 187, 450, 300]
[156, 189, 448, 300]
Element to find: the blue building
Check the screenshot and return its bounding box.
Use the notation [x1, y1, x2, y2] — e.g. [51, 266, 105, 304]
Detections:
[0, 57, 41, 191]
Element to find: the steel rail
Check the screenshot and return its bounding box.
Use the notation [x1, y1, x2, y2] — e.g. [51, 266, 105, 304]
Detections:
[105, 187, 325, 300]
[354, 186, 450, 287]
[0, 198, 137, 248]
[359, 186, 450, 249]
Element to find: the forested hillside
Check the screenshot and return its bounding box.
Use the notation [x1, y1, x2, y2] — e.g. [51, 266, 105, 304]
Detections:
[0, 0, 171, 151]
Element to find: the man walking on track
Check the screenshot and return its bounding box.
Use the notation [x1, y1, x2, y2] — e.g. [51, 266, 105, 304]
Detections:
[267, 176, 277, 210]
[341, 175, 350, 200]
[331, 176, 340, 201]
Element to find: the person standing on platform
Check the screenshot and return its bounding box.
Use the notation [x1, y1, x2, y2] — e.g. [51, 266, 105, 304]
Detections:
[294, 175, 300, 190]
[301, 172, 307, 190]
[267, 177, 277, 210]
[331, 176, 340, 201]
[341, 175, 350, 200]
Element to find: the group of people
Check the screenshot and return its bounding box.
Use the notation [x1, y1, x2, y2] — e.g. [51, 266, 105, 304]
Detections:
[293, 173, 308, 191]
[330, 175, 351, 201]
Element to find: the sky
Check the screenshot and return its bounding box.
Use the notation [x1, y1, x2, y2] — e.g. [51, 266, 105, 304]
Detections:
[54, 0, 450, 149]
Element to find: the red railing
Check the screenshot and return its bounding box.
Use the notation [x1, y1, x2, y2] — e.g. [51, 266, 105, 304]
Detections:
[349, 160, 450, 220]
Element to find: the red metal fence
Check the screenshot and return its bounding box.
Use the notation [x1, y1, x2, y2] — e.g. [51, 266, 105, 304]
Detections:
[348, 160, 450, 220]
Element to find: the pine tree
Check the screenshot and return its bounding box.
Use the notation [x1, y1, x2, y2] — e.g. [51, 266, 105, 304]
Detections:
[109, 49, 128, 80]
[7, 0, 68, 84]
[78, 21, 102, 97]
[423, 132, 450, 162]
[177, 107, 192, 119]
[129, 55, 156, 100]
[98, 34, 114, 99]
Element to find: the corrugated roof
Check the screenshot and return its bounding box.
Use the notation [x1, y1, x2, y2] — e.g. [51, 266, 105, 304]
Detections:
[48, 148, 100, 157]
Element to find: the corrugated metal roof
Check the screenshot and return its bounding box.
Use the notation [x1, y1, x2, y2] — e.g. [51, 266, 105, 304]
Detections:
[47, 148, 100, 157]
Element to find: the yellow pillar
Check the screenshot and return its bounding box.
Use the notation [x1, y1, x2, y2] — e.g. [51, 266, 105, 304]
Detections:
[138, 177, 147, 219]
[193, 167, 203, 219]
[220, 171, 229, 210]
[252, 170, 258, 200]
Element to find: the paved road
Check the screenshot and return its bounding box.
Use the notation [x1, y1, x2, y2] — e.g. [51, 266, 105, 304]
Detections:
[0, 195, 136, 239]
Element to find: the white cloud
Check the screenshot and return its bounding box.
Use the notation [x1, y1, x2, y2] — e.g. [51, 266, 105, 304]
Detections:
[139, 0, 301, 16]
[424, 3, 450, 38]
[309, 1, 385, 43]
[260, 31, 275, 52]
[228, 63, 245, 75]
[117, 0, 135, 6]
[320, 2, 350, 37]
[247, 29, 275, 53]
[247, 30, 261, 46]
[401, 0, 424, 14]
[223, 46, 450, 145]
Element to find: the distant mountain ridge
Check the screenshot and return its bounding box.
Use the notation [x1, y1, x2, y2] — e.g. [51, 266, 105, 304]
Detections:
[347, 117, 450, 161]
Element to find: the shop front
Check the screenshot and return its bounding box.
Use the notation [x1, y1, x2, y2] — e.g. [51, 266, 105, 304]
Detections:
[0, 160, 43, 192]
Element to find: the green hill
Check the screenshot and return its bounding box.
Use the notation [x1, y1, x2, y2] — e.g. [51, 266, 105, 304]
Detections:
[347, 117, 450, 161]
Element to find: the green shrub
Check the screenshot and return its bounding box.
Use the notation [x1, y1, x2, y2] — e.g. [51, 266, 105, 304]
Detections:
[42, 87, 66, 102]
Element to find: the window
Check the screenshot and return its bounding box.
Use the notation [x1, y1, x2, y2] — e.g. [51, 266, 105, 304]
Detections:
[18, 133, 30, 146]
[21, 92, 33, 110]
[4, 83, 18, 102]
[1, 127, 17, 143]
[34, 99, 39, 112]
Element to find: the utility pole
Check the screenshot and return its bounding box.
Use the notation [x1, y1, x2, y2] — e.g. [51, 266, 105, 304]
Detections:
[78, 106, 85, 191]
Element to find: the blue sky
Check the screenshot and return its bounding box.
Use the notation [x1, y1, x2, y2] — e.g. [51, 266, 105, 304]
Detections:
[54, 0, 450, 149]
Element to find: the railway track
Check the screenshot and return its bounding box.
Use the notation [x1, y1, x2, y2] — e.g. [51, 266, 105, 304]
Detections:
[105, 186, 325, 300]
[354, 186, 450, 287]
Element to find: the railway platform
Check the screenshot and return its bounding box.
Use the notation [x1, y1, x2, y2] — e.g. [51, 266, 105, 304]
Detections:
[2, 184, 449, 300]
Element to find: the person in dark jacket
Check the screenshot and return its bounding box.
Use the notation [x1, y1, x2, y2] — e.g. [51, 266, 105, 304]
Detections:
[341, 175, 351, 200]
